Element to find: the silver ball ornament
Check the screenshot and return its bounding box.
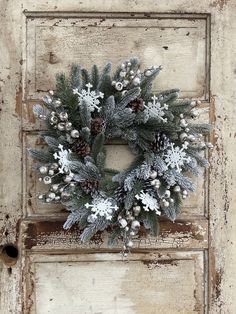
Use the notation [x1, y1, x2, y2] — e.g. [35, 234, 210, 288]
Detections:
[39, 166, 48, 174]
[180, 119, 188, 127]
[43, 176, 52, 185]
[174, 185, 181, 192]
[48, 192, 56, 199]
[71, 130, 80, 138]
[50, 116, 58, 124]
[55, 99, 61, 107]
[48, 169, 54, 176]
[51, 184, 59, 192]
[126, 241, 134, 248]
[119, 218, 128, 228]
[150, 170, 157, 179]
[180, 133, 188, 141]
[133, 205, 141, 216]
[144, 69, 152, 77]
[164, 190, 171, 198]
[65, 122, 72, 131]
[133, 77, 141, 86]
[182, 190, 188, 196]
[131, 220, 140, 230]
[57, 122, 65, 131]
[115, 82, 123, 91]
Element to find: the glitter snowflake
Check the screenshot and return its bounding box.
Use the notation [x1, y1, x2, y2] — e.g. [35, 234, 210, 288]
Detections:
[85, 197, 118, 221]
[73, 83, 104, 112]
[144, 95, 168, 122]
[135, 191, 161, 215]
[53, 144, 72, 174]
[163, 142, 191, 173]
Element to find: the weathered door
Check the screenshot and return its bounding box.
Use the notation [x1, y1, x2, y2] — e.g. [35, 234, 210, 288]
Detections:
[0, 1, 235, 313]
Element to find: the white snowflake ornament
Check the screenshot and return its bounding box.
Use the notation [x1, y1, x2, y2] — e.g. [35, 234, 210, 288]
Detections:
[163, 141, 191, 173]
[135, 191, 161, 215]
[73, 83, 104, 112]
[53, 144, 72, 174]
[85, 197, 118, 221]
[144, 95, 168, 122]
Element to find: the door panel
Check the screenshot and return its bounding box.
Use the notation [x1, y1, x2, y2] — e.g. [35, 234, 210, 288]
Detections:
[0, 1, 235, 313]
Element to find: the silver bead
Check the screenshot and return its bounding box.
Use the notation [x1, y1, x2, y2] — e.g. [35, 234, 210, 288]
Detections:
[180, 133, 188, 141]
[49, 90, 54, 95]
[55, 99, 61, 107]
[131, 220, 140, 230]
[115, 82, 123, 91]
[162, 200, 169, 207]
[185, 127, 190, 132]
[120, 71, 126, 77]
[130, 231, 135, 236]
[59, 112, 68, 121]
[61, 191, 71, 199]
[182, 190, 188, 196]
[133, 205, 141, 216]
[123, 80, 129, 87]
[164, 190, 171, 198]
[39, 166, 48, 174]
[64, 174, 73, 183]
[38, 177, 43, 182]
[144, 69, 152, 77]
[150, 180, 156, 186]
[133, 77, 140, 86]
[150, 170, 157, 179]
[38, 194, 44, 200]
[112, 80, 116, 86]
[188, 134, 195, 141]
[206, 142, 214, 149]
[71, 129, 80, 138]
[48, 192, 56, 199]
[182, 195, 187, 199]
[43, 176, 52, 185]
[46, 198, 51, 203]
[154, 179, 161, 188]
[70, 182, 75, 187]
[170, 198, 174, 203]
[39, 114, 47, 120]
[65, 122, 72, 131]
[125, 226, 129, 232]
[50, 163, 58, 170]
[55, 196, 61, 201]
[57, 122, 65, 131]
[50, 115, 58, 125]
[48, 169, 54, 176]
[180, 119, 188, 127]
[179, 113, 184, 118]
[126, 241, 133, 248]
[174, 185, 181, 192]
[51, 184, 59, 192]
[119, 218, 128, 228]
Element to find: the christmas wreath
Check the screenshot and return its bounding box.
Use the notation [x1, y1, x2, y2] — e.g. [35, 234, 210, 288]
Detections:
[29, 58, 212, 254]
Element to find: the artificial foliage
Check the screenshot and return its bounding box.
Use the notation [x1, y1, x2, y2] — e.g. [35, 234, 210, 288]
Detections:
[29, 58, 212, 254]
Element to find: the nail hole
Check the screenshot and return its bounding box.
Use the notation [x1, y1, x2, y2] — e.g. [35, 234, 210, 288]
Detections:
[2, 244, 18, 258]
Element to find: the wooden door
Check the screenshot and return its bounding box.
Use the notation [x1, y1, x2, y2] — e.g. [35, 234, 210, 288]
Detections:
[0, 1, 235, 313]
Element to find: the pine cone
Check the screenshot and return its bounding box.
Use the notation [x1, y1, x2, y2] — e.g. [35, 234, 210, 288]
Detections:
[151, 132, 170, 152]
[128, 98, 144, 112]
[72, 141, 91, 157]
[91, 117, 106, 134]
[114, 186, 126, 203]
[80, 180, 100, 194]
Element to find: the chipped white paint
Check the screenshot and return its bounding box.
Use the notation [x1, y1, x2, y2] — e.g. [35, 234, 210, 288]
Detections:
[0, 0, 235, 313]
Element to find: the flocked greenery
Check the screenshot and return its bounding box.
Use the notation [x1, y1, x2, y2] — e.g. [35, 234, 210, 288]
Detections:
[29, 58, 212, 251]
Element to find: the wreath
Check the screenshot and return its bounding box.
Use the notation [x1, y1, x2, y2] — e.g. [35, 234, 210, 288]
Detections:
[29, 58, 212, 254]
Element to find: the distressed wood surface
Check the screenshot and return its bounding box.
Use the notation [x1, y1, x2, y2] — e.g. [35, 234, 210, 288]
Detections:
[24, 252, 205, 314]
[0, 0, 235, 313]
